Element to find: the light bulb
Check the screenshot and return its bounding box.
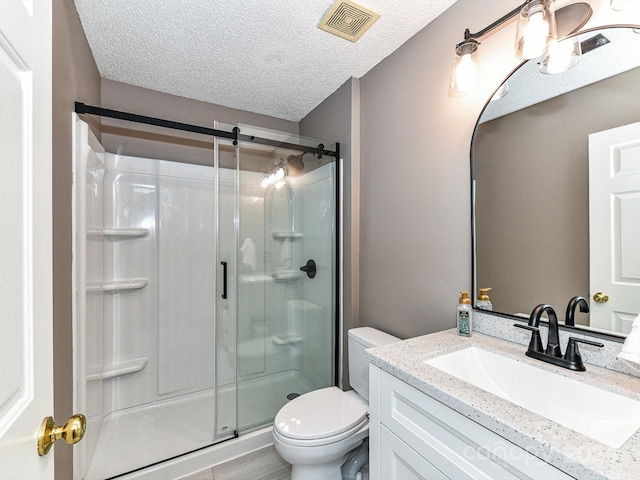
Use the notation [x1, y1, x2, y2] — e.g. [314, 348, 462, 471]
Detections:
[275, 167, 285, 180]
[455, 53, 476, 92]
[521, 11, 550, 58]
[450, 39, 478, 94]
[261, 177, 270, 188]
[515, 1, 556, 60]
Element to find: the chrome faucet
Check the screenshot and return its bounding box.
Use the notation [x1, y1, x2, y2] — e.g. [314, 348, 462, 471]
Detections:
[565, 296, 589, 327]
[514, 303, 604, 371]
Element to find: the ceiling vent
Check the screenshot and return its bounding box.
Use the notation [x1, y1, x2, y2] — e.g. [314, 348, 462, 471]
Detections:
[318, 0, 381, 43]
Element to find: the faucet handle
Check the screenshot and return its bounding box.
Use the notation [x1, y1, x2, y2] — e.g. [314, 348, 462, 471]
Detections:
[563, 337, 604, 371]
[513, 323, 544, 353]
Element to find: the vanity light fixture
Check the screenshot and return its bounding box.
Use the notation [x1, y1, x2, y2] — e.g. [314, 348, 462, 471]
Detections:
[514, 0, 557, 59]
[450, 37, 479, 93]
[539, 36, 581, 74]
[540, 32, 610, 74]
[450, 1, 592, 93]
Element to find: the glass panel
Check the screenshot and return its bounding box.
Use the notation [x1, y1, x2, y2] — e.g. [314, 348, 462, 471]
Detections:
[215, 129, 239, 437]
[235, 125, 337, 433]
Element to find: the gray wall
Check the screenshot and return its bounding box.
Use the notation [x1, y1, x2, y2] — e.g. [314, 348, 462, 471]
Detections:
[300, 77, 360, 389]
[52, 1, 102, 477]
[355, 0, 515, 339]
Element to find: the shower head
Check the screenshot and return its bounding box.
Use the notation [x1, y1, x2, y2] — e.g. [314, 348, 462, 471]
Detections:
[286, 153, 305, 171]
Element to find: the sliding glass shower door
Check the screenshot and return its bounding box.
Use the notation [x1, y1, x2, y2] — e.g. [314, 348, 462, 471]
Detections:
[235, 125, 337, 433]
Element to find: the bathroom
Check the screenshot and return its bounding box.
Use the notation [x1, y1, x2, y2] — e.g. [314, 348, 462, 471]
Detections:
[2, 0, 640, 479]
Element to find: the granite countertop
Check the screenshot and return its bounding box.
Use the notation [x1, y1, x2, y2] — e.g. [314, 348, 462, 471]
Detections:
[365, 329, 640, 480]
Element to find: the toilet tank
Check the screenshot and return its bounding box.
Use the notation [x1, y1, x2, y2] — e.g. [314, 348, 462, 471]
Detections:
[348, 327, 399, 401]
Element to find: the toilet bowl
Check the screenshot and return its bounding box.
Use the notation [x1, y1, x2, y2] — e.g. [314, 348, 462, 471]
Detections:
[272, 327, 399, 480]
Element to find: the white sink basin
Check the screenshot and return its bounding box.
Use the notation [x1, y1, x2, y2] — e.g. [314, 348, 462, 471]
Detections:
[424, 347, 640, 448]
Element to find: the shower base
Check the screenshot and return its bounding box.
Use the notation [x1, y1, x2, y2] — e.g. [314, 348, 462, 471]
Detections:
[82, 389, 219, 480]
[83, 369, 316, 480]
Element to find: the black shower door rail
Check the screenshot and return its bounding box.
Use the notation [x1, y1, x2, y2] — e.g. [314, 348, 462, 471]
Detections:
[74, 102, 337, 158]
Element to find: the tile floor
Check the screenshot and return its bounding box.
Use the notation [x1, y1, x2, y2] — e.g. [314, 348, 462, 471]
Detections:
[179, 446, 291, 480]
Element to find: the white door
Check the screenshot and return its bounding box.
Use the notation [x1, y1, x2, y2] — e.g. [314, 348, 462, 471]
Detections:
[0, 0, 54, 478]
[589, 122, 640, 334]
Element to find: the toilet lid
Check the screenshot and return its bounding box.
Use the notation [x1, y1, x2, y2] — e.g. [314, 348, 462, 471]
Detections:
[274, 386, 367, 440]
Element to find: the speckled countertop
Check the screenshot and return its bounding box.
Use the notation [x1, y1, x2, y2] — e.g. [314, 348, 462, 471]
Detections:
[365, 329, 640, 480]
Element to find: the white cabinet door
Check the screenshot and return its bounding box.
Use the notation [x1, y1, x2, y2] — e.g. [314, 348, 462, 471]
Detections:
[380, 426, 447, 480]
[589, 122, 640, 333]
[0, 0, 54, 478]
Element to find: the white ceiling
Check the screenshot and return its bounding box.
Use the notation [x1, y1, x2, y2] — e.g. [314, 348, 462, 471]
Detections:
[73, 0, 458, 122]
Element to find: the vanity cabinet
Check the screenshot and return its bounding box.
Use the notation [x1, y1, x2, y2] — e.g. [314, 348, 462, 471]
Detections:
[369, 366, 574, 480]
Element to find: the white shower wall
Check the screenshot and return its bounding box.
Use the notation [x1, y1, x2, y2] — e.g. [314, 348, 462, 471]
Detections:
[103, 154, 216, 411]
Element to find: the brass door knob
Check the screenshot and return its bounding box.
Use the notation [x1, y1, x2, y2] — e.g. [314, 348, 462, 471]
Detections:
[37, 414, 86, 456]
[593, 292, 609, 303]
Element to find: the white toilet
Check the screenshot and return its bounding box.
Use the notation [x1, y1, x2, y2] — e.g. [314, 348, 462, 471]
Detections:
[272, 327, 399, 480]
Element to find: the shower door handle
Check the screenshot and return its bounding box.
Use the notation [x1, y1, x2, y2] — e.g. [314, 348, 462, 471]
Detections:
[221, 261, 228, 299]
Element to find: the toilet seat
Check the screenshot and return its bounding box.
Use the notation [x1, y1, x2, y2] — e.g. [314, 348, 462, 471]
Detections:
[273, 418, 368, 447]
[274, 386, 368, 446]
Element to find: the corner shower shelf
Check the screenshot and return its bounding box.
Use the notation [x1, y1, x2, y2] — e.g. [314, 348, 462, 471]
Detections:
[272, 333, 303, 345]
[87, 227, 150, 239]
[86, 358, 149, 381]
[239, 274, 273, 284]
[87, 278, 149, 293]
[271, 270, 303, 282]
[271, 232, 303, 240]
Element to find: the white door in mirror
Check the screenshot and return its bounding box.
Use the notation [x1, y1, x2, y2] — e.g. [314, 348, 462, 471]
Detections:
[589, 122, 640, 334]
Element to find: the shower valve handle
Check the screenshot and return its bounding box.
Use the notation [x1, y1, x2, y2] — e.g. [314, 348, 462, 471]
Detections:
[300, 259, 316, 279]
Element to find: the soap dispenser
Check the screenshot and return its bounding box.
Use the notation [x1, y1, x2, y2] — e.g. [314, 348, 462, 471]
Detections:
[476, 287, 493, 311]
[457, 291, 472, 337]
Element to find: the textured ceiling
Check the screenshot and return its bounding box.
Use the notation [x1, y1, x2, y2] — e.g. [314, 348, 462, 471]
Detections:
[73, 0, 458, 121]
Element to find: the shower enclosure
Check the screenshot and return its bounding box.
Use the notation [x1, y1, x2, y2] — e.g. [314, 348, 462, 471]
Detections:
[72, 112, 338, 479]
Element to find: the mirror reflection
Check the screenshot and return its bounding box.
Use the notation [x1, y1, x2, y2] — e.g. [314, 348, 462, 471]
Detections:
[472, 27, 640, 337]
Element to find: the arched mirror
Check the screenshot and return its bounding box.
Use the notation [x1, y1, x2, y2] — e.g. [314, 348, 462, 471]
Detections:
[472, 26, 640, 337]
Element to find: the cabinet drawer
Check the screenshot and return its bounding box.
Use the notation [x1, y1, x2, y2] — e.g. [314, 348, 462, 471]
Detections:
[380, 371, 573, 480]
